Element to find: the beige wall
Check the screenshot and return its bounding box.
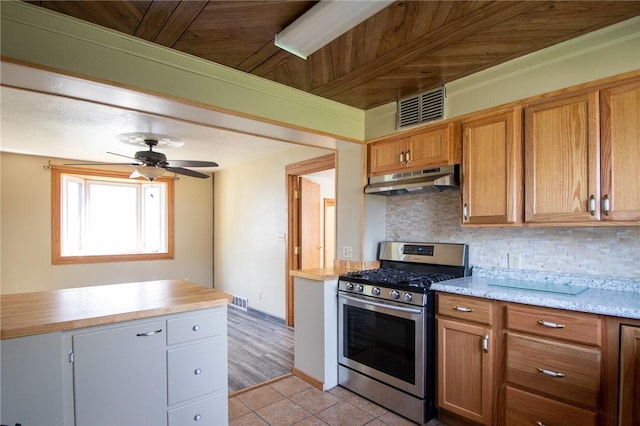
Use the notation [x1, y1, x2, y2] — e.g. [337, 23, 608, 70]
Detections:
[0, 152, 214, 294]
[213, 146, 333, 319]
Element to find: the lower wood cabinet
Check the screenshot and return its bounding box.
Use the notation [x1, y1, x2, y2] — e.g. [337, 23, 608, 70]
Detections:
[505, 386, 596, 426]
[435, 292, 639, 426]
[436, 294, 495, 425]
[619, 325, 640, 426]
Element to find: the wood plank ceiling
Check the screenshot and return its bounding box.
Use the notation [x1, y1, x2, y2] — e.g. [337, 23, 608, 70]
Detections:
[25, 1, 640, 110]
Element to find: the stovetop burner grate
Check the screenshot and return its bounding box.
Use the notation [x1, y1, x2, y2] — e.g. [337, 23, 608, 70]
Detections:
[341, 268, 455, 288]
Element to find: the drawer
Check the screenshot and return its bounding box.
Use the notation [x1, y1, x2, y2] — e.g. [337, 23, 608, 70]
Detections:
[506, 304, 601, 346]
[167, 339, 226, 405]
[167, 309, 225, 345]
[437, 293, 493, 325]
[506, 332, 600, 408]
[505, 386, 596, 426]
[168, 394, 227, 426]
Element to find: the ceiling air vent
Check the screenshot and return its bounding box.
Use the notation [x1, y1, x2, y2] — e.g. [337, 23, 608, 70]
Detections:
[397, 86, 445, 129]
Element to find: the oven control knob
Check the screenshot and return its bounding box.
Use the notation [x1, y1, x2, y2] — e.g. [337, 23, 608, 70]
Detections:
[372, 287, 381, 296]
[355, 284, 364, 293]
[345, 283, 354, 291]
[390, 290, 400, 299]
[403, 292, 413, 302]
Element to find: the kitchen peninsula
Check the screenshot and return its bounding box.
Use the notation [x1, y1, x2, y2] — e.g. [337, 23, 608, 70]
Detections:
[0, 280, 231, 426]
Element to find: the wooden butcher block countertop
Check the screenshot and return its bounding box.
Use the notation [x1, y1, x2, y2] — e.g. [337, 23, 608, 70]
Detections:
[0, 280, 231, 340]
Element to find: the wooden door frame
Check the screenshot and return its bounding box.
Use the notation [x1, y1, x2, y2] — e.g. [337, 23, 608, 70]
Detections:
[285, 153, 335, 326]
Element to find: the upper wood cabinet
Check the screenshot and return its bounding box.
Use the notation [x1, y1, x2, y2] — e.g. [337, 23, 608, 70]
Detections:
[368, 122, 460, 176]
[524, 76, 640, 224]
[524, 91, 601, 223]
[461, 107, 523, 225]
[600, 79, 640, 221]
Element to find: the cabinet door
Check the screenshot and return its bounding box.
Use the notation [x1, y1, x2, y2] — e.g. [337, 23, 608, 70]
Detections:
[462, 108, 522, 225]
[600, 79, 640, 221]
[369, 137, 406, 175]
[525, 92, 600, 223]
[619, 325, 640, 426]
[0, 333, 66, 426]
[73, 320, 166, 426]
[407, 123, 459, 170]
[437, 318, 493, 425]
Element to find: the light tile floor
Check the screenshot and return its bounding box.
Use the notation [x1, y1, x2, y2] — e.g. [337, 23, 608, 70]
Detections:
[229, 375, 447, 426]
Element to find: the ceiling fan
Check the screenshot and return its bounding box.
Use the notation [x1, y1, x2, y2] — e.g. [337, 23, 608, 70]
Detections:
[67, 134, 219, 180]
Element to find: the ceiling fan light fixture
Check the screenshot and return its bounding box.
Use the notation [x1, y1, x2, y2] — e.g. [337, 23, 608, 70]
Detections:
[130, 166, 166, 181]
[274, 0, 393, 60]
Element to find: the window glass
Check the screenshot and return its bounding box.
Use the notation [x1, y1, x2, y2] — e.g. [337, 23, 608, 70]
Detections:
[52, 166, 174, 264]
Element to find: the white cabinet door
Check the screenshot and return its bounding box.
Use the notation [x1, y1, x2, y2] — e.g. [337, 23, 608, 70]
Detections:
[0, 332, 67, 426]
[73, 320, 166, 426]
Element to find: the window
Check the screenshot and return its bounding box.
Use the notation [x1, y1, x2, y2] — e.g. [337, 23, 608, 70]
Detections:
[51, 165, 174, 264]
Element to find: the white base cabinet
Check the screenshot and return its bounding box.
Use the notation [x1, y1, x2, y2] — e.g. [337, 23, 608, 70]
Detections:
[0, 306, 228, 426]
[0, 332, 70, 426]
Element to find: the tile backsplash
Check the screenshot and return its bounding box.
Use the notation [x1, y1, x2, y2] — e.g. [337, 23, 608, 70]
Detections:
[385, 191, 640, 279]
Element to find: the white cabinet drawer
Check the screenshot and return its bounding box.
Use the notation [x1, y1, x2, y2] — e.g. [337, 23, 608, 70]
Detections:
[167, 394, 227, 426]
[167, 339, 225, 405]
[167, 310, 225, 345]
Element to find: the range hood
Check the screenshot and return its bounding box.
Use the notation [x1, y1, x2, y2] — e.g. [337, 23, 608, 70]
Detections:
[365, 165, 459, 196]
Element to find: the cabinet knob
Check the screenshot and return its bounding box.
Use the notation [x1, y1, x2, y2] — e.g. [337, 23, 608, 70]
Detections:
[453, 305, 473, 312]
[588, 195, 596, 215]
[603, 194, 610, 216]
[192, 324, 200, 332]
[399, 151, 405, 165]
[194, 368, 202, 375]
[463, 204, 468, 221]
[536, 422, 547, 426]
[194, 414, 202, 421]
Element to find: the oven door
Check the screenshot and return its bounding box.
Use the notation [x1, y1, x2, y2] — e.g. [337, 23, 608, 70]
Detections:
[338, 292, 426, 397]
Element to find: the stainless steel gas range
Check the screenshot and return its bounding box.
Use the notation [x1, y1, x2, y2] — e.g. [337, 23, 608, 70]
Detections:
[338, 241, 469, 425]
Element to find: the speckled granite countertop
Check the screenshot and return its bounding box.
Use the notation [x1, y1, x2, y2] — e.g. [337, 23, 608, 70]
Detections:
[431, 267, 640, 320]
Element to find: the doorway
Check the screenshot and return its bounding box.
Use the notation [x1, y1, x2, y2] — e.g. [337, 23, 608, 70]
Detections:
[285, 153, 336, 326]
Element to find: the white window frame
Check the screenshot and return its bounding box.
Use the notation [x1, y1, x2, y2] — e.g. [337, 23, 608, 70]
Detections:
[51, 165, 174, 264]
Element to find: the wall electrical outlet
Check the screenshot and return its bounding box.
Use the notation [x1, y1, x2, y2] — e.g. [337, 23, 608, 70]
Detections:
[509, 253, 522, 269]
[342, 245, 354, 259]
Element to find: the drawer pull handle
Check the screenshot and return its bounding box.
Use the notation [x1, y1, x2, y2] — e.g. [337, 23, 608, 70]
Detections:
[194, 414, 202, 421]
[482, 333, 489, 353]
[538, 367, 564, 377]
[538, 320, 565, 329]
[536, 422, 547, 426]
[136, 329, 162, 337]
[192, 324, 200, 331]
[589, 194, 596, 215]
[194, 368, 202, 375]
[454, 306, 473, 312]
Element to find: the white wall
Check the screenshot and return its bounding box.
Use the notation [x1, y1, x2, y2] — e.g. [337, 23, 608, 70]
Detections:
[0, 152, 214, 294]
[213, 146, 333, 319]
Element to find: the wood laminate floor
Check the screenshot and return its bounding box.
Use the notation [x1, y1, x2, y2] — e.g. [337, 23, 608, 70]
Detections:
[227, 306, 294, 393]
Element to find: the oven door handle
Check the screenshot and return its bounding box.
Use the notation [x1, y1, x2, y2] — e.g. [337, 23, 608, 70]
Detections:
[339, 294, 423, 315]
